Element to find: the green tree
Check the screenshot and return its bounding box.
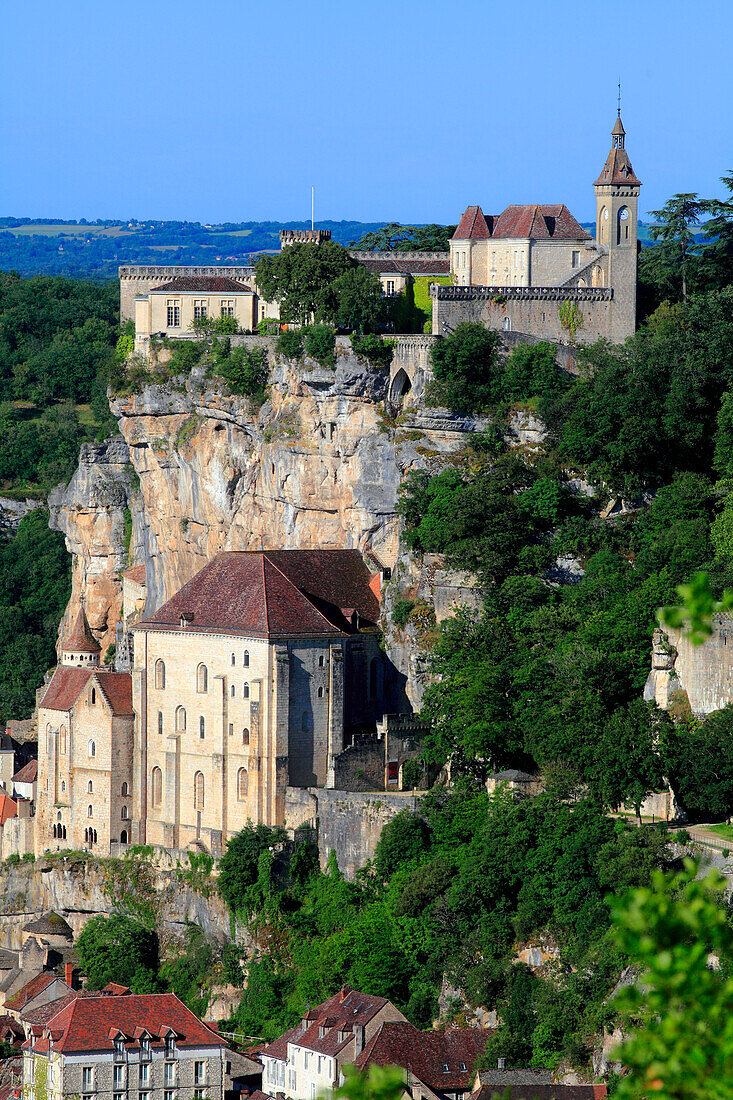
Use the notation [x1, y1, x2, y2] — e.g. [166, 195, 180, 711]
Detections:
[75, 913, 160, 992]
[333, 265, 383, 333]
[254, 242, 355, 325]
[647, 194, 706, 303]
[218, 824, 287, 914]
[660, 704, 733, 820]
[612, 861, 733, 1100]
[428, 323, 501, 412]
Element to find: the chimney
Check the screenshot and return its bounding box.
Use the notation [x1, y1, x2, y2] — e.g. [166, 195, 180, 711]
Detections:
[497, 1058, 505, 1071]
[65, 961, 73, 987]
[353, 1024, 364, 1057]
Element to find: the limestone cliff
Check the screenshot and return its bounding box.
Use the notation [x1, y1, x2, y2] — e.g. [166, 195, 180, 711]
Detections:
[52, 343, 485, 703]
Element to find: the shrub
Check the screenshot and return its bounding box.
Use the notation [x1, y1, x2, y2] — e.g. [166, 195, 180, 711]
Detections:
[428, 322, 501, 412]
[305, 324, 336, 368]
[277, 329, 305, 359]
[257, 317, 280, 335]
[392, 599, 416, 628]
[351, 333, 394, 368]
[215, 346, 269, 401]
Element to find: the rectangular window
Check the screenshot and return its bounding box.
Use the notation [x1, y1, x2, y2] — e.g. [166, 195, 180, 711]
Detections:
[164, 1063, 175, 1085]
[165, 1092, 175, 1100]
[572, 250, 580, 268]
[385, 280, 395, 296]
[139, 1064, 149, 1086]
[166, 300, 181, 328]
[114, 1066, 125, 1087]
[140, 1092, 150, 1100]
[221, 300, 235, 316]
[193, 300, 208, 320]
[82, 1067, 94, 1091]
[115, 1093, 125, 1100]
[194, 1061, 206, 1085]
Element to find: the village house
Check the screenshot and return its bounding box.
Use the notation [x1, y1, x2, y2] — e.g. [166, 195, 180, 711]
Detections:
[133, 275, 257, 350]
[355, 1021, 490, 1100]
[22, 992, 229, 1100]
[260, 986, 408, 1100]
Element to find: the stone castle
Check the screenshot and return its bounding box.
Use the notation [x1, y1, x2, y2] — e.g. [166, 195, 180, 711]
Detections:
[122, 113, 641, 353]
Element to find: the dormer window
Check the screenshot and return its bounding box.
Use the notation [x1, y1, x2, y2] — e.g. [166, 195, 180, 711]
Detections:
[459, 1062, 466, 1071]
[140, 1037, 151, 1060]
[442, 1064, 449, 1073]
[165, 1035, 176, 1059]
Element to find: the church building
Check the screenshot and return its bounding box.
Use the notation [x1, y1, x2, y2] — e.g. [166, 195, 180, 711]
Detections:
[128, 550, 385, 855]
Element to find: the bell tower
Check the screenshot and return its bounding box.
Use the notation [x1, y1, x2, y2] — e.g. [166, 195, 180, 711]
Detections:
[594, 110, 642, 341]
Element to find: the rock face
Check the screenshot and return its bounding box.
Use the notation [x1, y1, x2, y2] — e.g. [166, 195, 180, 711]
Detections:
[645, 620, 733, 717]
[49, 437, 137, 657]
[56, 347, 485, 705]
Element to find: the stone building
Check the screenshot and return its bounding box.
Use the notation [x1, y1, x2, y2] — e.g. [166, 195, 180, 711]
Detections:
[23, 992, 228, 1100]
[129, 550, 386, 855]
[34, 609, 135, 856]
[133, 275, 257, 353]
[432, 113, 642, 345]
[261, 986, 407, 1100]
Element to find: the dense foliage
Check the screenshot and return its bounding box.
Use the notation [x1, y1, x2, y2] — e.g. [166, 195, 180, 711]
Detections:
[0, 509, 71, 718]
[75, 912, 161, 993]
[219, 794, 668, 1069]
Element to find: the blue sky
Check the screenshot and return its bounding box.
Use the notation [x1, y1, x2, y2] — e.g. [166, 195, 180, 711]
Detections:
[2, 0, 732, 225]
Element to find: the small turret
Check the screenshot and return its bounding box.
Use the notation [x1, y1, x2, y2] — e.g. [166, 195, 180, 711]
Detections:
[60, 607, 101, 667]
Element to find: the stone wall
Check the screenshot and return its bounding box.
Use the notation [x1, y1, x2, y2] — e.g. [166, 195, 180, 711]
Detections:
[431, 285, 614, 345]
[646, 619, 733, 717]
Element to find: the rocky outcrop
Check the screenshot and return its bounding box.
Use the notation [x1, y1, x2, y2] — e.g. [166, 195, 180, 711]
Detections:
[0, 495, 44, 536]
[56, 346, 486, 706]
[645, 621, 733, 717]
[48, 437, 138, 657]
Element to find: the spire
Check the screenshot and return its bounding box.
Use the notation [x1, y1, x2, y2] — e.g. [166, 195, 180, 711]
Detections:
[594, 111, 640, 188]
[61, 607, 101, 665]
[612, 114, 626, 148]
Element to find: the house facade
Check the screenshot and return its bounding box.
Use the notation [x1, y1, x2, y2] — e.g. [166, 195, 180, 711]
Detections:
[133, 275, 258, 352]
[261, 986, 407, 1100]
[23, 992, 228, 1100]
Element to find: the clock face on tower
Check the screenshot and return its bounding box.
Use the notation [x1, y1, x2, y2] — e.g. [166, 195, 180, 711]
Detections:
[619, 208, 629, 220]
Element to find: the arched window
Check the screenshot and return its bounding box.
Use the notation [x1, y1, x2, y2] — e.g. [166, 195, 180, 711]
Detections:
[87, 805, 93, 818]
[617, 205, 630, 245]
[243, 728, 250, 746]
[92, 829, 97, 844]
[231, 653, 236, 666]
[158, 710, 163, 736]
[503, 316, 511, 331]
[175, 706, 186, 732]
[57, 811, 62, 822]
[61, 781, 66, 793]
[193, 771, 204, 811]
[243, 682, 249, 699]
[88, 740, 95, 759]
[151, 766, 162, 807]
[231, 684, 235, 698]
[83, 828, 88, 843]
[155, 659, 165, 690]
[121, 782, 129, 796]
[196, 663, 208, 693]
[199, 716, 205, 740]
[237, 768, 248, 800]
[317, 686, 324, 699]
[62, 826, 66, 839]
[369, 657, 379, 700]
[599, 205, 609, 244]
[120, 830, 128, 844]
[318, 655, 325, 668]
[88, 781, 93, 794]
[60, 728, 67, 754]
[243, 650, 250, 667]
[53, 825, 57, 838]
[121, 806, 128, 820]
[90, 687, 96, 705]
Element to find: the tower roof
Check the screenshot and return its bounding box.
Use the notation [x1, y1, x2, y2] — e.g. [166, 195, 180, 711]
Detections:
[594, 147, 641, 187]
[62, 608, 101, 654]
[452, 205, 491, 240]
[612, 113, 625, 137]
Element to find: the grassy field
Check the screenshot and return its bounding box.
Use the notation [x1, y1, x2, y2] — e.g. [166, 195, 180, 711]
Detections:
[4, 223, 135, 237]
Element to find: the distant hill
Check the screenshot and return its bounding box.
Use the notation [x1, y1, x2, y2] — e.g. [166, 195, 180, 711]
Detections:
[0, 217, 669, 282]
[0, 219, 392, 281]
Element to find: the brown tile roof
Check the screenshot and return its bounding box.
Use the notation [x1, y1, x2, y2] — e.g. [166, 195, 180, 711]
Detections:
[11, 760, 37, 784]
[356, 1023, 491, 1090]
[122, 565, 147, 585]
[151, 276, 253, 294]
[0, 796, 16, 827]
[39, 668, 92, 713]
[31, 992, 227, 1054]
[38, 668, 133, 717]
[5, 974, 64, 1012]
[453, 206, 492, 240]
[62, 609, 101, 654]
[491, 205, 591, 241]
[264, 986, 394, 1061]
[102, 983, 132, 995]
[94, 672, 134, 716]
[474, 1087, 606, 1100]
[360, 258, 450, 276]
[594, 146, 641, 187]
[136, 551, 380, 639]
